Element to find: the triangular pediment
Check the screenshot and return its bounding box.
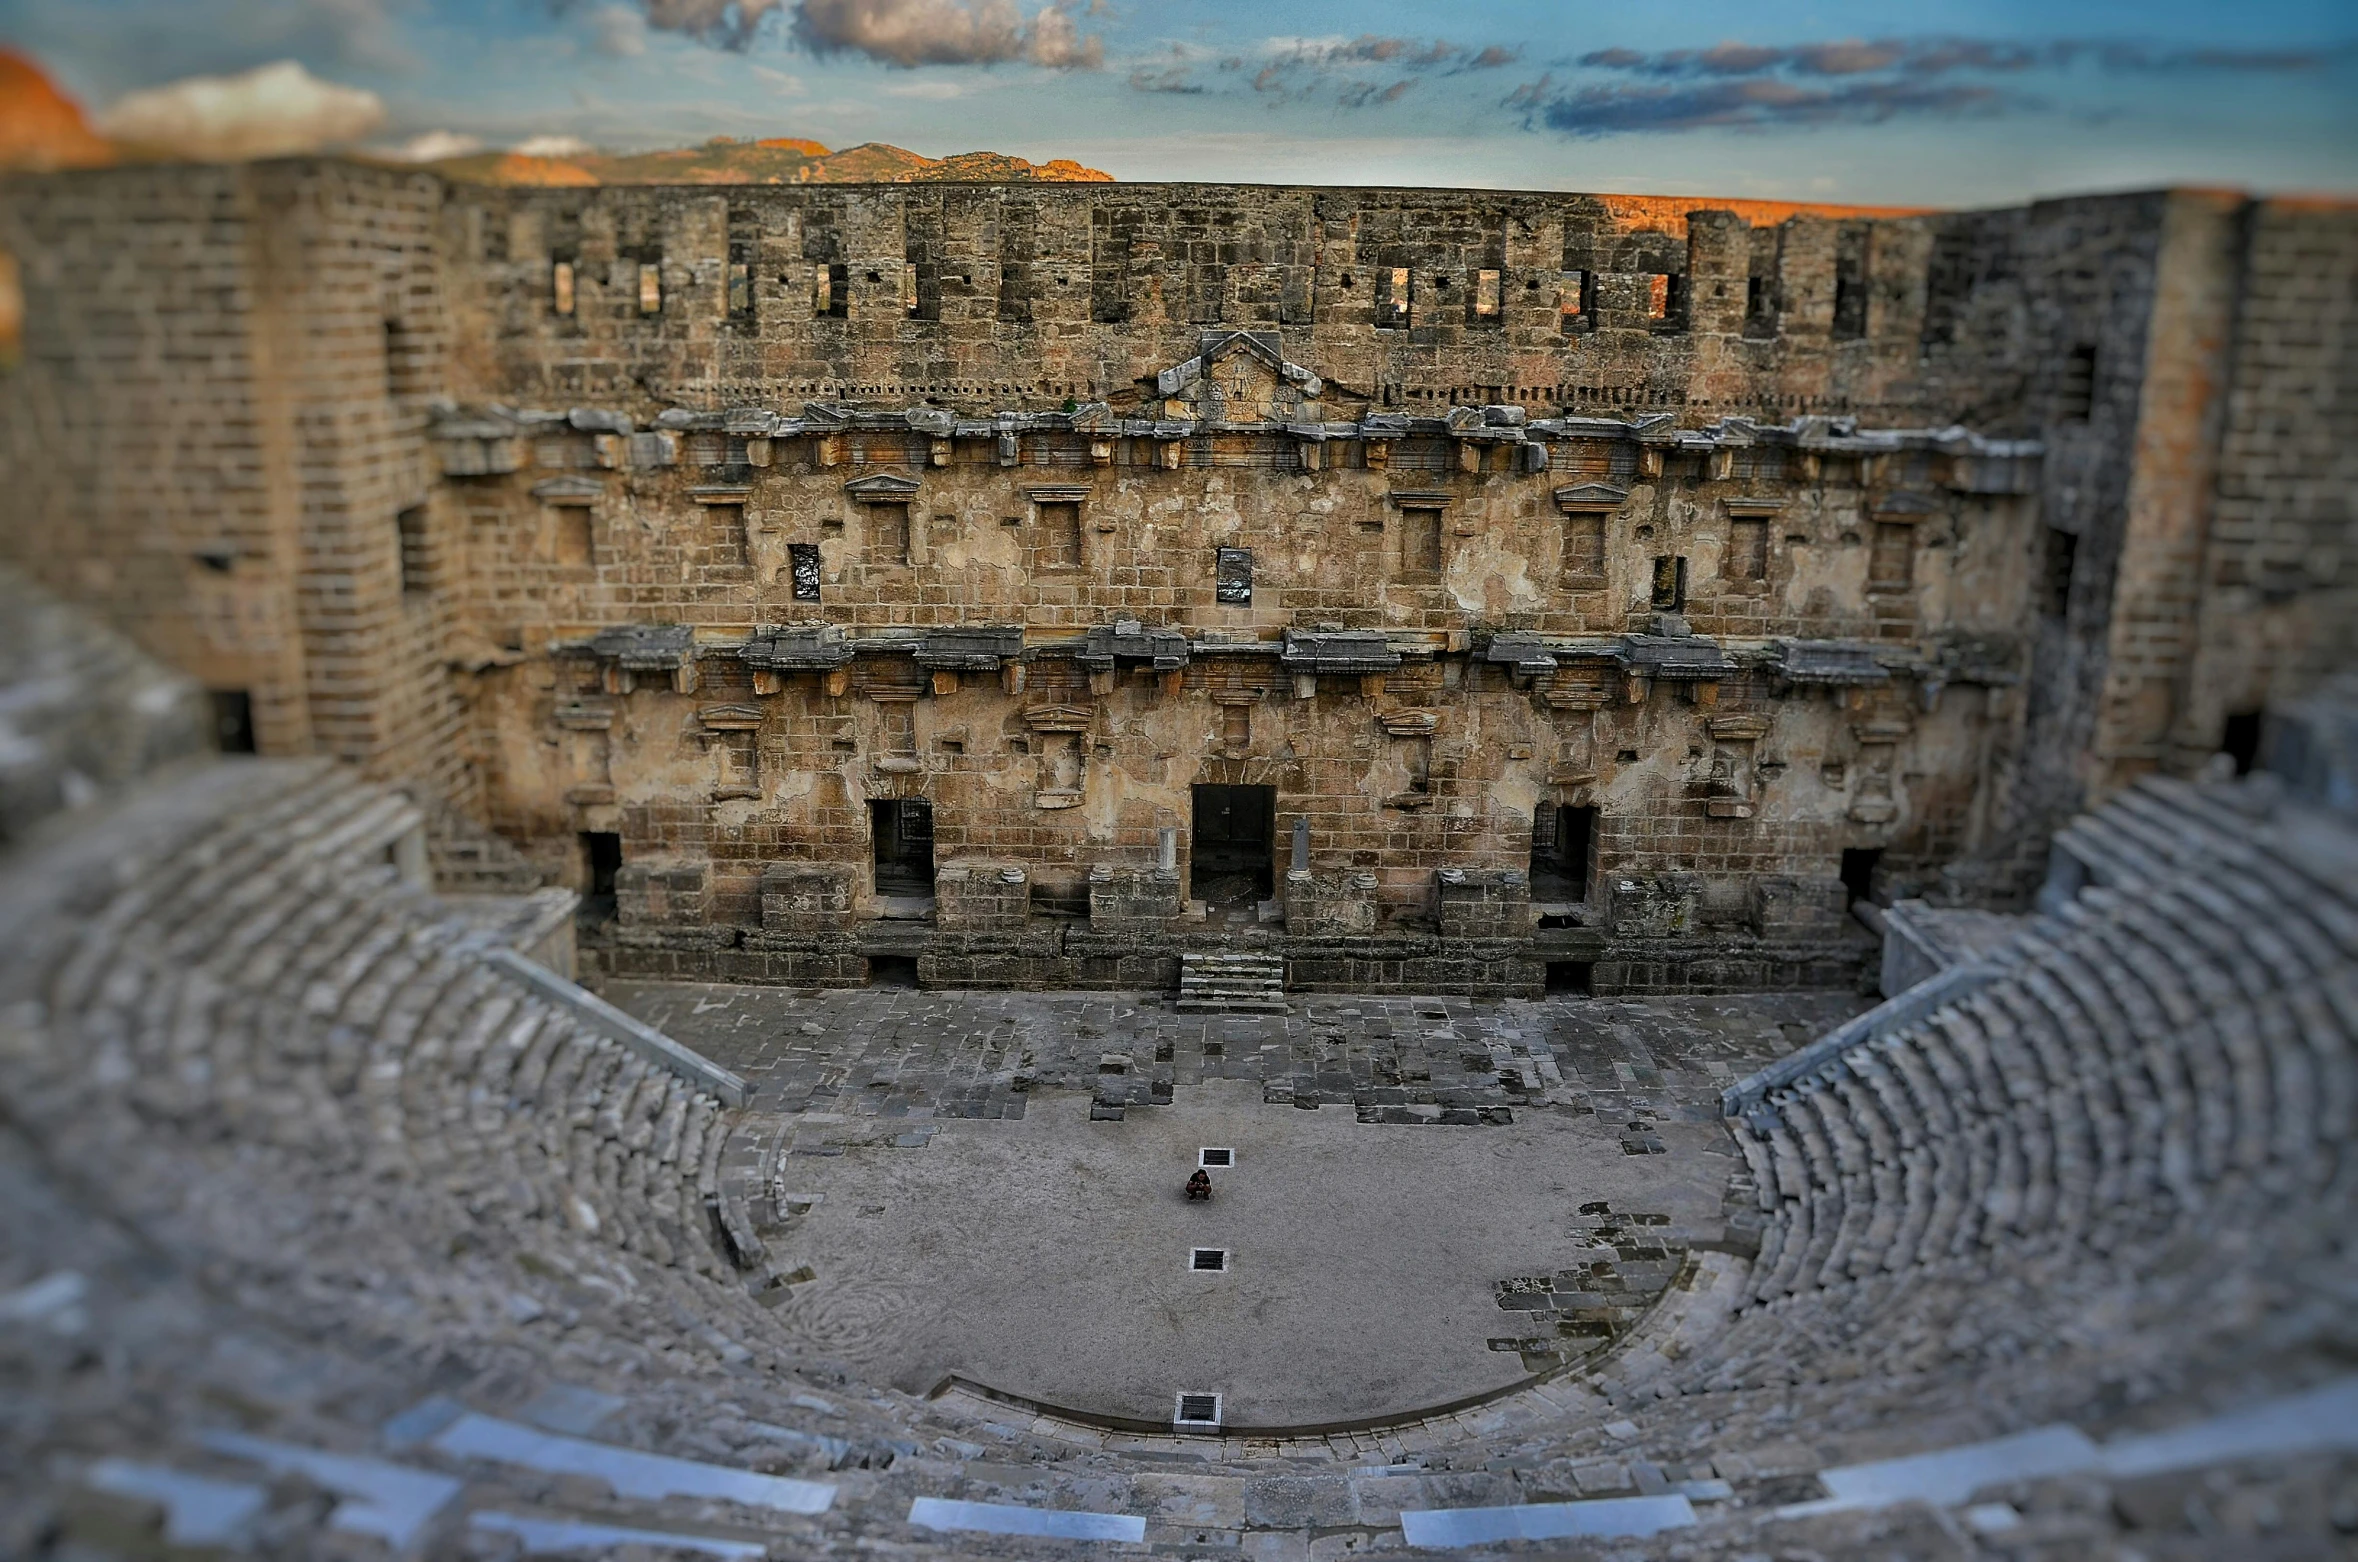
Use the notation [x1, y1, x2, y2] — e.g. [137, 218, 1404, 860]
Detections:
[1156, 330, 1323, 426]
[843, 472, 922, 500]
[1022, 703, 1095, 733]
[1553, 482, 1630, 512]
[698, 703, 765, 730]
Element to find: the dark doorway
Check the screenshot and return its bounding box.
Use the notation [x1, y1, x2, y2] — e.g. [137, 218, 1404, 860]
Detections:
[1545, 961, 1595, 996]
[2220, 710, 2265, 776]
[1839, 847, 1882, 909]
[1190, 783, 1274, 913]
[869, 798, 935, 897]
[580, 831, 621, 920]
[865, 955, 919, 988]
[1530, 803, 1596, 902]
[209, 690, 257, 754]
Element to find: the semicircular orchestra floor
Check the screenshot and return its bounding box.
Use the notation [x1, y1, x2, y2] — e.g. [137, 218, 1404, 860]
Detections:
[611, 983, 1865, 1432]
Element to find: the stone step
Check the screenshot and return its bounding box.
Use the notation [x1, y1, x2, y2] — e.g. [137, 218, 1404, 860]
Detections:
[1176, 949, 1287, 1011]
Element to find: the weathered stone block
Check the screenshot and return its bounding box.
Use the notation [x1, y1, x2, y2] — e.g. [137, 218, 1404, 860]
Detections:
[1606, 874, 1702, 937]
[936, 860, 1029, 931]
[1087, 863, 1182, 929]
[1749, 875, 1849, 938]
[758, 861, 854, 933]
[615, 856, 712, 927]
[1283, 869, 1379, 936]
[1437, 867, 1532, 940]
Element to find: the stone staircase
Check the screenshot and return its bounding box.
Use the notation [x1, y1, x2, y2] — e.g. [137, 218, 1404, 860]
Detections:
[1176, 950, 1288, 1012]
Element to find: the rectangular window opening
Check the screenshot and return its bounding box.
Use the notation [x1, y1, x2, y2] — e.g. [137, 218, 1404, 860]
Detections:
[1832, 273, 1865, 339]
[1869, 522, 1914, 592]
[725, 245, 754, 321]
[2220, 710, 2265, 776]
[1644, 272, 1687, 327]
[871, 502, 911, 565]
[708, 503, 747, 568]
[870, 798, 935, 899]
[2042, 527, 2078, 618]
[1832, 231, 1869, 340]
[1731, 518, 1769, 582]
[1530, 803, 1596, 902]
[713, 728, 757, 798]
[1190, 1248, 1228, 1273]
[816, 261, 848, 319]
[2058, 343, 2097, 422]
[1840, 846, 1882, 909]
[1563, 513, 1605, 580]
[1544, 960, 1595, 996]
[865, 954, 920, 989]
[1198, 1148, 1234, 1169]
[788, 542, 822, 602]
[1214, 547, 1253, 605]
[581, 831, 622, 910]
[636, 261, 663, 315]
[1472, 267, 1502, 321]
[396, 505, 431, 595]
[551, 258, 576, 317]
[1402, 506, 1444, 577]
[209, 689, 256, 755]
[1377, 265, 1410, 329]
[383, 318, 425, 403]
[1650, 555, 1687, 611]
[1037, 500, 1082, 569]
[1559, 268, 1593, 328]
[549, 504, 594, 568]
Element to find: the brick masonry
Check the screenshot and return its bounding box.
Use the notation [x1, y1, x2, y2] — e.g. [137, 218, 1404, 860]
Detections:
[0, 171, 2349, 994]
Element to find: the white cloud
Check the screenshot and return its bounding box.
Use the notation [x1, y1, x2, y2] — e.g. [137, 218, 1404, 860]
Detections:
[882, 80, 966, 98]
[513, 133, 597, 157]
[591, 4, 650, 57]
[789, 0, 1103, 70]
[383, 129, 485, 161]
[750, 64, 808, 93]
[96, 60, 387, 160]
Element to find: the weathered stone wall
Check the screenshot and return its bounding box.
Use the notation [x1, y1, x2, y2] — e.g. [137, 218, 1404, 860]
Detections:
[2169, 200, 2358, 772]
[0, 160, 475, 803]
[1, 165, 2348, 994]
[439, 185, 1996, 427]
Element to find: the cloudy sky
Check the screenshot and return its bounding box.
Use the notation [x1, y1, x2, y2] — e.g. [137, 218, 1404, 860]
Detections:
[4, 0, 2352, 204]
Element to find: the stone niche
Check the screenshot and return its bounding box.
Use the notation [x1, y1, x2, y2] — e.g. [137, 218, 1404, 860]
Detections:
[1606, 873, 1703, 937]
[1436, 867, 1533, 940]
[1087, 864, 1183, 930]
[1284, 869, 1380, 936]
[1750, 875, 1850, 939]
[758, 862, 855, 933]
[935, 860, 1030, 932]
[616, 857, 712, 928]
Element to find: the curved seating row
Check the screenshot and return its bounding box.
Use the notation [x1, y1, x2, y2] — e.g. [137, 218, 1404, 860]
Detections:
[29, 762, 735, 1286]
[1709, 775, 2358, 1399]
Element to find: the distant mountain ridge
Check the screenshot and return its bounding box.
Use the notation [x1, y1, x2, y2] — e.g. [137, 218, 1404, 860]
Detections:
[0, 50, 116, 172]
[426, 137, 1113, 186]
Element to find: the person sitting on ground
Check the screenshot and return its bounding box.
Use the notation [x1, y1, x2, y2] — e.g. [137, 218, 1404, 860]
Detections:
[1185, 1168, 1212, 1201]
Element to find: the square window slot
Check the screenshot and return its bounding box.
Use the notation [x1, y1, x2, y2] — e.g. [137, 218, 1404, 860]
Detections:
[1198, 1148, 1233, 1169]
[1190, 1248, 1227, 1273]
[1174, 1392, 1223, 1428]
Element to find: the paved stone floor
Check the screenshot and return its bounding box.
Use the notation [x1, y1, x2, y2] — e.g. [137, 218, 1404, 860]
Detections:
[608, 985, 1868, 1431]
